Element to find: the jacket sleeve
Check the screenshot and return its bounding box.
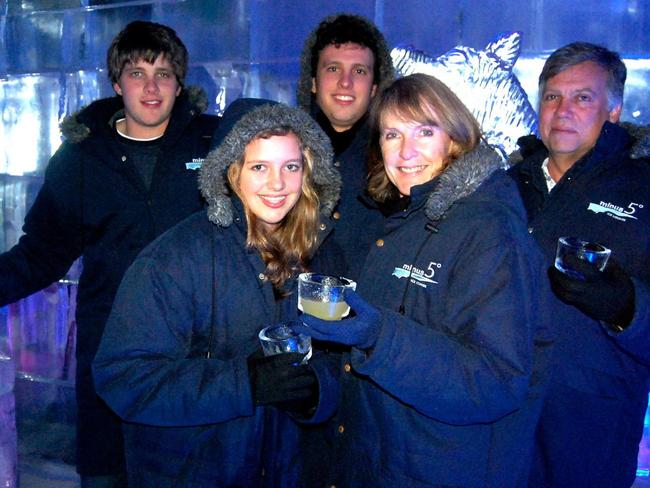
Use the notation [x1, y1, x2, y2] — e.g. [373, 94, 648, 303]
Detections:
[299, 345, 341, 424]
[605, 277, 650, 364]
[0, 147, 84, 305]
[351, 236, 543, 426]
[92, 252, 255, 427]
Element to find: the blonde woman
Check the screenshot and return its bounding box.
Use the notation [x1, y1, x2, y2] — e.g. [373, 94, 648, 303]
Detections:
[93, 99, 343, 487]
[296, 74, 555, 487]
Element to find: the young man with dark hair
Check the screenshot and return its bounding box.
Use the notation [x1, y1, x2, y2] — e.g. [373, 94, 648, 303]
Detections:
[508, 42, 650, 488]
[0, 20, 219, 487]
[297, 14, 395, 279]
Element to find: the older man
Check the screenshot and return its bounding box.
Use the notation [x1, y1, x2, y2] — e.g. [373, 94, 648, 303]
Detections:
[509, 42, 650, 488]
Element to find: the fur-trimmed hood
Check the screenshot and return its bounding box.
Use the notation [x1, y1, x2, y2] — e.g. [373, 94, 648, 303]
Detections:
[621, 121, 650, 159]
[424, 143, 504, 222]
[59, 86, 209, 144]
[507, 121, 650, 166]
[199, 99, 341, 227]
[296, 13, 395, 112]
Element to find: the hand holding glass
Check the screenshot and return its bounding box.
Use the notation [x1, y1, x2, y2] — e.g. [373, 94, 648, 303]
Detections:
[554, 236, 611, 281]
[298, 273, 357, 321]
[258, 321, 312, 363]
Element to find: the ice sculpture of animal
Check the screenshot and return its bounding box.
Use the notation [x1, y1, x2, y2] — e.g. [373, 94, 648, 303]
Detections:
[391, 32, 538, 159]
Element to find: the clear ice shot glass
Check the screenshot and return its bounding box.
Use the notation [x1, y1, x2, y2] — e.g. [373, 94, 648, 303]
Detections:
[554, 236, 611, 281]
[258, 320, 312, 363]
[297, 273, 357, 321]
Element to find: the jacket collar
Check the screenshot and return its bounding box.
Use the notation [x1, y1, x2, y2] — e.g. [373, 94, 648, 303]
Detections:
[59, 86, 208, 144]
[508, 121, 650, 169]
[424, 143, 503, 222]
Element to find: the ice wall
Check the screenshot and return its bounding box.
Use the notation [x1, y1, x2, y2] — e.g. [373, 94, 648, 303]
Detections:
[0, 350, 16, 487]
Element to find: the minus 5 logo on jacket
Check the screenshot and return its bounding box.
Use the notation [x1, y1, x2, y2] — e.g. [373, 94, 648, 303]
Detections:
[391, 262, 441, 289]
[587, 200, 644, 222]
[185, 158, 204, 170]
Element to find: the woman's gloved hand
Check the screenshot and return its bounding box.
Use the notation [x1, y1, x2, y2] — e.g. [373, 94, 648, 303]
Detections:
[247, 351, 318, 413]
[294, 289, 381, 350]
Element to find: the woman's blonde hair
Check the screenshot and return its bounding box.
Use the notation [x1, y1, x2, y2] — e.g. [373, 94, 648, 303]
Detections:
[227, 127, 320, 293]
[367, 73, 482, 201]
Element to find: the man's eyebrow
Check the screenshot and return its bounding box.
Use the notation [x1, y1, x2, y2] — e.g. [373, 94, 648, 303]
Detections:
[544, 86, 597, 93]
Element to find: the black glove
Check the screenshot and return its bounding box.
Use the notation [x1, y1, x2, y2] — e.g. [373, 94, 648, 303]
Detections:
[247, 350, 318, 413]
[548, 255, 635, 330]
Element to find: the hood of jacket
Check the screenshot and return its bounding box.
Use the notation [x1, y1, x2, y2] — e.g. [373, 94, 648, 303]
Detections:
[621, 121, 650, 159]
[507, 121, 650, 166]
[59, 85, 209, 144]
[199, 100, 341, 227]
[296, 14, 395, 112]
[424, 143, 504, 222]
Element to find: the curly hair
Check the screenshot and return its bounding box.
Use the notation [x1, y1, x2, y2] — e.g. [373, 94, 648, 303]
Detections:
[297, 13, 395, 110]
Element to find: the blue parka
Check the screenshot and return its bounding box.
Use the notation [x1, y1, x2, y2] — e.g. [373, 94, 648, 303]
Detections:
[325, 145, 555, 487]
[319, 117, 384, 280]
[0, 87, 219, 476]
[508, 122, 650, 488]
[93, 101, 344, 487]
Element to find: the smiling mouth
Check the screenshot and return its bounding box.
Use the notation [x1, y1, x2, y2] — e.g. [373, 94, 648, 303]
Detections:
[399, 165, 427, 174]
[142, 100, 162, 106]
[333, 95, 354, 102]
[259, 195, 287, 207]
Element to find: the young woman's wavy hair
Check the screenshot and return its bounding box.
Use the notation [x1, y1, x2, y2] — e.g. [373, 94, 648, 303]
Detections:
[227, 127, 320, 293]
[367, 73, 482, 201]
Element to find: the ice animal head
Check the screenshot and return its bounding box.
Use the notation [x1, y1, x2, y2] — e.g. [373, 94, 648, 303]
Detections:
[391, 32, 538, 159]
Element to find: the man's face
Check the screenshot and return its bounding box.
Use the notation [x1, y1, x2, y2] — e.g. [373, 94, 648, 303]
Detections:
[539, 61, 621, 167]
[113, 54, 181, 139]
[311, 42, 377, 132]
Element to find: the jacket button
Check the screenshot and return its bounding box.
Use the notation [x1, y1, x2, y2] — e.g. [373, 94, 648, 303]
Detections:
[121, 156, 127, 162]
[334, 161, 341, 168]
[258, 273, 266, 281]
[376, 239, 384, 247]
[319, 223, 326, 231]
[332, 211, 340, 220]
[527, 227, 533, 234]
[337, 424, 345, 434]
[343, 363, 351, 373]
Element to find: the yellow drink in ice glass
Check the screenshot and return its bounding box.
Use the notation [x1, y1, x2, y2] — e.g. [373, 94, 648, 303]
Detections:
[298, 273, 357, 321]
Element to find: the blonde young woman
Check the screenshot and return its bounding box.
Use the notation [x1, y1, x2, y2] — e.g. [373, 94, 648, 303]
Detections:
[93, 100, 343, 487]
[296, 74, 555, 487]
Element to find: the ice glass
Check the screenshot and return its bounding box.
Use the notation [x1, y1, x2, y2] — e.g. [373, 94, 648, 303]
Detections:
[554, 236, 611, 281]
[258, 321, 312, 363]
[298, 273, 357, 321]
